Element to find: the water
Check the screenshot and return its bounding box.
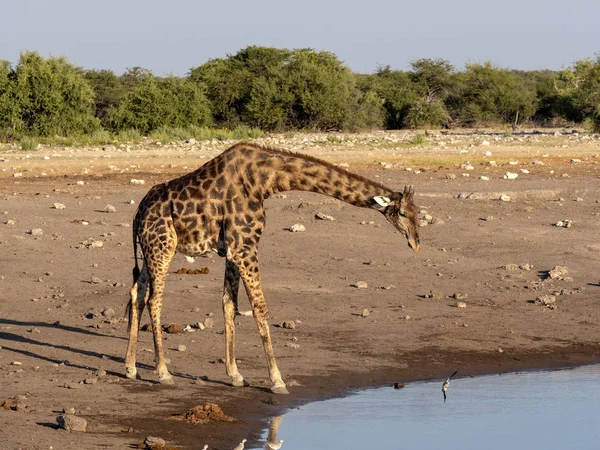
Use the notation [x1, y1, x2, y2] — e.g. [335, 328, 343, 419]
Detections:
[251, 365, 600, 450]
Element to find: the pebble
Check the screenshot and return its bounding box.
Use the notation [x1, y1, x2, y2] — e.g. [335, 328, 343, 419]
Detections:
[455, 302, 467, 309]
[500, 195, 511, 202]
[193, 322, 206, 331]
[84, 377, 97, 384]
[91, 276, 102, 284]
[288, 223, 306, 232]
[203, 318, 214, 329]
[361, 308, 370, 318]
[53, 203, 66, 210]
[285, 342, 300, 349]
[554, 220, 573, 228]
[104, 204, 116, 213]
[177, 344, 187, 352]
[431, 218, 444, 225]
[503, 172, 518, 180]
[446, 173, 456, 180]
[144, 436, 165, 447]
[29, 228, 43, 236]
[56, 414, 87, 432]
[315, 213, 335, 221]
[548, 265, 569, 280]
[535, 295, 557, 309]
[130, 179, 146, 185]
[281, 321, 296, 329]
[101, 307, 115, 319]
[353, 281, 368, 289]
[480, 176, 490, 181]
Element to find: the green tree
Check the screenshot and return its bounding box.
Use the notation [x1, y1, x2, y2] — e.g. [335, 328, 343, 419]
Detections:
[12, 51, 99, 136]
[0, 60, 19, 131]
[84, 69, 125, 125]
[108, 74, 212, 133]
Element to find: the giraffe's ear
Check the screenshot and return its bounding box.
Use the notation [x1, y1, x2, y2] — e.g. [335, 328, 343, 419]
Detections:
[373, 196, 391, 207]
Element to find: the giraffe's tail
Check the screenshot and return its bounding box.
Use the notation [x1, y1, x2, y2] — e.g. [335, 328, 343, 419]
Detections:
[126, 206, 143, 331]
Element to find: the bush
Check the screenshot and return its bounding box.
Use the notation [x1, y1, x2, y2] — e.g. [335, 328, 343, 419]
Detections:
[18, 136, 39, 151]
[592, 105, 600, 132]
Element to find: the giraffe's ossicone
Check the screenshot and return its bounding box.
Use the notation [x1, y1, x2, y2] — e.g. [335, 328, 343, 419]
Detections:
[124, 143, 420, 394]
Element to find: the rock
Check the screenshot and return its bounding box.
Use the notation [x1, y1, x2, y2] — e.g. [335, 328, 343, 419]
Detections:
[554, 220, 573, 228]
[451, 293, 468, 300]
[481, 140, 490, 146]
[56, 414, 87, 432]
[445, 173, 456, 180]
[503, 172, 518, 180]
[177, 344, 187, 352]
[104, 204, 116, 213]
[130, 179, 146, 185]
[480, 176, 490, 181]
[285, 342, 300, 349]
[570, 158, 582, 163]
[29, 228, 43, 236]
[84, 377, 97, 384]
[418, 219, 428, 227]
[203, 318, 214, 329]
[426, 290, 443, 300]
[193, 322, 206, 331]
[520, 169, 529, 174]
[535, 295, 557, 309]
[91, 276, 102, 284]
[315, 212, 335, 221]
[480, 216, 494, 221]
[548, 266, 569, 280]
[424, 214, 433, 222]
[455, 301, 467, 309]
[53, 203, 66, 210]
[361, 308, 370, 318]
[431, 218, 444, 225]
[144, 436, 166, 448]
[101, 307, 115, 319]
[503, 264, 520, 271]
[498, 347, 504, 353]
[353, 281, 368, 289]
[62, 407, 76, 414]
[519, 263, 533, 271]
[288, 223, 306, 232]
[500, 195, 511, 202]
[281, 320, 296, 329]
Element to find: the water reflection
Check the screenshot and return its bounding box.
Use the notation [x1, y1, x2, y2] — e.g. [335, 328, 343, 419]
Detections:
[250, 365, 600, 450]
[264, 415, 284, 449]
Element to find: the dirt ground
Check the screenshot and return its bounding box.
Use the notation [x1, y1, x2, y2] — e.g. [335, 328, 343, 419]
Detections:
[1, 131, 599, 449]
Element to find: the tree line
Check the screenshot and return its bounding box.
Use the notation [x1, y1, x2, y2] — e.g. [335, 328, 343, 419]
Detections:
[1, 47, 600, 141]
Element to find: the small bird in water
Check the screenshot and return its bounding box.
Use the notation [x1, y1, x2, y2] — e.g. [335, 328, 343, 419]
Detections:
[266, 440, 284, 450]
[233, 439, 247, 450]
[442, 370, 459, 402]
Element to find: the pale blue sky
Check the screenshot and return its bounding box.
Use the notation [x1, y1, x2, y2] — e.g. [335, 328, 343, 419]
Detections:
[1, 0, 598, 75]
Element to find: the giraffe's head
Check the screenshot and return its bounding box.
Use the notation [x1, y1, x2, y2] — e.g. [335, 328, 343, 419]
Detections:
[374, 185, 420, 252]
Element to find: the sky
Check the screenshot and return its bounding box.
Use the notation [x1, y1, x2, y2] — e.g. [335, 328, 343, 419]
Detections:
[1, 0, 598, 76]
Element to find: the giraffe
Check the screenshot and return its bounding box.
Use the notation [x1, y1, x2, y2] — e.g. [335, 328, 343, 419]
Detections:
[124, 142, 420, 394]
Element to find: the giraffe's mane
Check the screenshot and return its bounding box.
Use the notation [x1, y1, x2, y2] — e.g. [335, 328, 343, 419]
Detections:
[229, 142, 395, 193]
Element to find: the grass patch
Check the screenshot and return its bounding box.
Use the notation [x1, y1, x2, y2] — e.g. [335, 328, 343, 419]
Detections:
[18, 137, 39, 151]
[410, 134, 427, 145]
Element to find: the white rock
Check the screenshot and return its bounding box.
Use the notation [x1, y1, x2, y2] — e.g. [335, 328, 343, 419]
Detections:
[289, 224, 306, 232]
[354, 281, 368, 289]
[53, 203, 66, 210]
[485, 151, 492, 157]
[500, 195, 511, 202]
[480, 176, 490, 181]
[104, 204, 116, 213]
[29, 228, 43, 236]
[520, 169, 529, 174]
[130, 179, 146, 185]
[481, 140, 490, 146]
[503, 172, 518, 180]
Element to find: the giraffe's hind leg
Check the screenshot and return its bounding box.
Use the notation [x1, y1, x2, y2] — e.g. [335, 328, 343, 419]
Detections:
[124, 266, 150, 379]
[222, 260, 248, 387]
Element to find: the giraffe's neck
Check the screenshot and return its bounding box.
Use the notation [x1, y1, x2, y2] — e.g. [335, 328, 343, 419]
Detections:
[253, 150, 393, 208]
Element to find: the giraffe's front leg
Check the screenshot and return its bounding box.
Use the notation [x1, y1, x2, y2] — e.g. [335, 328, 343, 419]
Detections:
[223, 260, 248, 387]
[234, 250, 288, 395]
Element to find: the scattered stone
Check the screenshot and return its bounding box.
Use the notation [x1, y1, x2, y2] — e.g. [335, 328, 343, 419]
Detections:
[130, 179, 146, 185]
[143, 436, 166, 449]
[425, 290, 443, 300]
[281, 320, 296, 329]
[393, 383, 405, 389]
[481, 140, 490, 146]
[288, 223, 306, 232]
[29, 228, 43, 236]
[104, 204, 116, 213]
[315, 212, 335, 221]
[520, 169, 529, 174]
[101, 307, 115, 319]
[90, 276, 102, 284]
[498, 347, 504, 353]
[455, 301, 467, 309]
[203, 318, 214, 329]
[62, 407, 76, 414]
[177, 344, 187, 352]
[53, 203, 66, 210]
[431, 218, 444, 225]
[554, 220, 573, 228]
[285, 342, 300, 349]
[570, 159, 582, 163]
[535, 295, 557, 309]
[192, 322, 206, 331]
[451, 293, 468, 300]
[84, 377, 97, 385]
[480, 216, 494, 221]
[353, 281, 368, 289]
[361, 308, 370, 318]
[500, 195, 511, 202]
[445, 173, 456, 180]
[548, 266, 569, 280]
[519, 263, 533, 271]
[503, 172, 518, 180]
[480, 176, 490, 181]
[56, 414, 87, 432]
[503, 264, 520, 271]
[419, 219, 428, 227]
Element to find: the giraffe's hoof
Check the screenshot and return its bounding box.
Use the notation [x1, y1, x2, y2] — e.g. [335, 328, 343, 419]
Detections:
[158, 375, 175, 385]
[271, 383, 289, 395]
[231, 375, 249, 387]
[125, 367, 138, 380]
